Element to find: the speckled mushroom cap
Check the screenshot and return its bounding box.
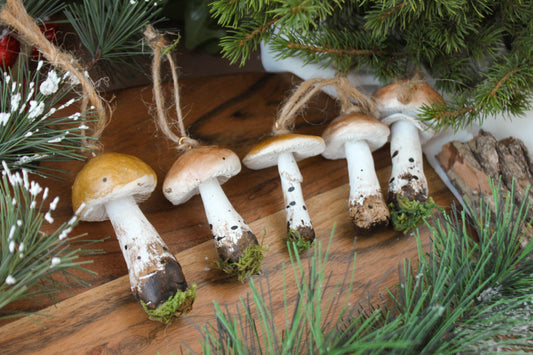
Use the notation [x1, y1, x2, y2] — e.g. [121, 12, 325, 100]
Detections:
[243, 133, 325, 170]
[72, 152, 157, 222]
[163, 145, 241, 205]
[372, 80, 444, 141]
[322, 113, 390, 160]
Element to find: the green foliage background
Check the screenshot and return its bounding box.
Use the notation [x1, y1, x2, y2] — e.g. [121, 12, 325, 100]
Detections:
[209, 0, 533, 132]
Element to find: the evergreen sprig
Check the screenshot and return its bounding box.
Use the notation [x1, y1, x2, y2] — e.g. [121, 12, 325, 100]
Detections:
[64, 0, 163, 72]
[0, 61, 96, 179]
[210, 0, 533, 130]
[0, 0, 65, 20]
[0, 162, 102, 320]
[195, 179, 533, 353]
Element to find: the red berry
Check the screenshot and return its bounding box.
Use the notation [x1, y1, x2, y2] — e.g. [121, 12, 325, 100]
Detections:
[0, 29, 20, 70]
[32, 23, 60, 59]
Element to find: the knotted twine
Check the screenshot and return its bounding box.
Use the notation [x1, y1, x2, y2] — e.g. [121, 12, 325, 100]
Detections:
[0, 0, 108, 152]
[144, 25, 199, 152]
[272, 76, 378, 136]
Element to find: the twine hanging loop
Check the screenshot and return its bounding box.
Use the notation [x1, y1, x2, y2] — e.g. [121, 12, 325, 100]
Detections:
[144, 25, 199, 152]
[272, 75, 378, 136]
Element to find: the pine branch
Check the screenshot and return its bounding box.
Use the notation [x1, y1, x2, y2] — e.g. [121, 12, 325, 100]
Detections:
[0, 163, 103, 320]
[0, 60, 96, 179]
[64, 0, 163, 73]
[196, 178, 533, 353]
[0, 0, 65, 20]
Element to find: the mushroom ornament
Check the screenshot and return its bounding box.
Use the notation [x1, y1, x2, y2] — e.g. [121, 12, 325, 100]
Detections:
[72, 152, 195, 323]
[243, 133, 325, 248]
[163, 145, 264, 281]
[372, 80, 444, 207]
[322, 113, 391, 234]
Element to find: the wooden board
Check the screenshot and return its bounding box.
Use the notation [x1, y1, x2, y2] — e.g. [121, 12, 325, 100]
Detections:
[0, 72, 455, 354]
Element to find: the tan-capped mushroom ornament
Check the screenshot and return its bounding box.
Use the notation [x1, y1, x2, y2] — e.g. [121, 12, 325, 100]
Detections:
[322, 113, 391, 234]
[372, 80, 444, 206]
[72, 152, 195, 323]
[243, 133, 325, 244]
[163, 146, 261, 277]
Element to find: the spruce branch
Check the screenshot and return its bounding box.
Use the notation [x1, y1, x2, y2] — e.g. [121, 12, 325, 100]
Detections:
[218, 16, 281, 66]
[422, 55, 533, 131]
[211, 0, 533, 129]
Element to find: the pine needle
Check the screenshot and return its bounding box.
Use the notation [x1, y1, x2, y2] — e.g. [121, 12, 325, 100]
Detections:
[0, 60, 96, 179]
[0, 163, 104, 319]
[195, 178, 533, 353]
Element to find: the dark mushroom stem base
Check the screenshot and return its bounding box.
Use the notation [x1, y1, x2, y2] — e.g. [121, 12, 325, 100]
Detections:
[141, 284, 197, 324]
[349, 194, 390, 235]
[215, 235, 267, 282]
[134, 257, 188, 309]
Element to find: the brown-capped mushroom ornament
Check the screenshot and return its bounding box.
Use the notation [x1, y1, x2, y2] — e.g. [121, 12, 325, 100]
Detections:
[243, 133, 325, 244]
[163, 145, 262, 279]
[72, 152, 194, 323]
[322, 113, 390, 234]
[372, 80, 444, 205]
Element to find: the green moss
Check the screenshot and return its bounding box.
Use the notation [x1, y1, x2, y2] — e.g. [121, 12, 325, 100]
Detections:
[140, 284, 197, 323]
[286, 229, 313, 253]
[215, 243, 268, 282]
[390, 195, 443, 233]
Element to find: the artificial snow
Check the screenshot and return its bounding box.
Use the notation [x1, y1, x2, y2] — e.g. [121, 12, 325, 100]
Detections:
[51, 257, 61, 267]
[10, 93, 21, 111]
[27, 100, 45, 119]
[5, 275, 16, 285]
[44, 211, 54, 224]
[58, 227, 72, 241]
[0, 112, 9, 126]
[49, 196, 59, 210]
[40, 70, 61, 96]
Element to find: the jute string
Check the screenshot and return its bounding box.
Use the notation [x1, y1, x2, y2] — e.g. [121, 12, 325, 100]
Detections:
[273, 76, 378, 136]
[0, 0, 108, 152]
[397, 71, 425, 104]
[144, 25, 198, 152]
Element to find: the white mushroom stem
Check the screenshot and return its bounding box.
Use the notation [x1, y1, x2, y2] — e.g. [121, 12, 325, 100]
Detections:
[104, 195, 174, 289]
[388, 119, 428, 200]
[198, 178, 252, 250]
[345, 140, 381, 205]
[277, 152, 313, 232]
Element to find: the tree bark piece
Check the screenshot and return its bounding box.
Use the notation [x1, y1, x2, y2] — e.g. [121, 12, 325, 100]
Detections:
[436, 130, 533, 246]
[467, 130, 500, 181]
[497, 137, 533, 214]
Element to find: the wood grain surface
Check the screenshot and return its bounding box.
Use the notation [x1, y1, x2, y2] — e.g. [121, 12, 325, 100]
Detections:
[0, 72, 455, 354]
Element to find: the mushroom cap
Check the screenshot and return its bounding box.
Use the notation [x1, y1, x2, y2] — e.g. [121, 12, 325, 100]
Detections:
[322, 113, 390, 160]
[372, 80, 444, 139]
[163, 145, 241, 205]
[72, 152, 157, 222]
[243, 133, 325, 170]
